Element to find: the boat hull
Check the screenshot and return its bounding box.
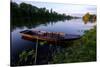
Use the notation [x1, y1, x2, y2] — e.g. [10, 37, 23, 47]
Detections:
[20, 32, 81, 43]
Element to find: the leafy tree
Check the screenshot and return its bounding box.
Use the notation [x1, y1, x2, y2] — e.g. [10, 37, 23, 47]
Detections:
[82, 12, 96, 24]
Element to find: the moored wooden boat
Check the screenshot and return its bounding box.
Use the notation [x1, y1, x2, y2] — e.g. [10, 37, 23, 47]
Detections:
[20, 30, 81, 42]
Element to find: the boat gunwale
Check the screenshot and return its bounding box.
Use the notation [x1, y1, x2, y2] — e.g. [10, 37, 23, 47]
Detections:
[20, 31, 81, 41]
[20, 33, 60, 42]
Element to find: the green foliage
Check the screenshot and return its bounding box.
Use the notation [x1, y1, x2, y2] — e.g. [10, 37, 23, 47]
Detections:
[82, 12, 96, 24]
[51, 27, 96, 63]
[40, 41, 47, 46]
[19, 50, 28, 62]
[18, 49, 35, 65]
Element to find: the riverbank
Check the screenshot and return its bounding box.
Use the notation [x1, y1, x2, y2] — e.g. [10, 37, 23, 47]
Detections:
[51, 26, 96, 63]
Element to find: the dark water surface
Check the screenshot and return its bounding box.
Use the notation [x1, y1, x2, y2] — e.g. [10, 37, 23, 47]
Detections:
[11, 18, 95, 66]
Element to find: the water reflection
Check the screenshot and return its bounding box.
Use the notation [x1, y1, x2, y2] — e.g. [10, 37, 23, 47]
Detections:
[11, 17, 68, 31]
[11, 17, 95, 32]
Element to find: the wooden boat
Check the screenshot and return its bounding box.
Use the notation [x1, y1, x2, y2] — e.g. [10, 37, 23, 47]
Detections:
[20, 30, 81, 42]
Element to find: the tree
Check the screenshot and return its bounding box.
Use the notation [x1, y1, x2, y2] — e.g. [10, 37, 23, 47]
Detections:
[82, 13, 96, 24]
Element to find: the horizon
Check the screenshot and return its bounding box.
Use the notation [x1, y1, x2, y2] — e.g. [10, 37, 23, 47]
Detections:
[11, 0, 97, 16]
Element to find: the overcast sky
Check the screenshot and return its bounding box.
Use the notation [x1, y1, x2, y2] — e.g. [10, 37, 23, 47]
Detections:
[11, 0, 97, 15]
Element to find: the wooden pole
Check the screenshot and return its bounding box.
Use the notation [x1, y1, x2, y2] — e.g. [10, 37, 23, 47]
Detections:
[34, 36, 38, 64]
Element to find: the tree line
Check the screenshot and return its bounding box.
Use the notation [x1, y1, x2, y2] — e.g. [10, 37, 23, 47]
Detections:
[11, 2, 75, 23]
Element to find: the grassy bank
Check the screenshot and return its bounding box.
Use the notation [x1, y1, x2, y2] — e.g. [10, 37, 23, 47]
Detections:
[51, 27, 96, 63]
